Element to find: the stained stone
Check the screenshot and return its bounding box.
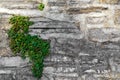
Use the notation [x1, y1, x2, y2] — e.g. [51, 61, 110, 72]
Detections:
[114, 9, 120, 25]
[0, 30, 8, 47]
[99, 0, 119, 4]
[88, 28, 120, 42]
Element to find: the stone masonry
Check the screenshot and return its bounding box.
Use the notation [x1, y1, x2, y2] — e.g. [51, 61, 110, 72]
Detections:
[0, 0, 120, 80]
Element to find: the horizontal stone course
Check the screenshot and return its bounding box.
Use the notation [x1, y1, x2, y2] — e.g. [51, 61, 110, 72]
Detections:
[48, 1, 67, 7]
[0, 2, 39, 9]
[29, 21, 78, 29]
[0, 0, 24, 2]
[55, 77, 78, 80]
[29, 29, 81, 34]
[67, 6, 108, 14]
[99, 0, 119, 4]
[0, 57, 29, 67]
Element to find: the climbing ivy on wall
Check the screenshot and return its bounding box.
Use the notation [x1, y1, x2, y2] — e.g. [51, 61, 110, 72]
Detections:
[38, 3, 45, 11]
[7, 15, 50, 79]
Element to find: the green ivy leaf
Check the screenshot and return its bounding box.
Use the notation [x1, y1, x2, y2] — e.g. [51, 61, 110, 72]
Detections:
[38, 3, 45, 11]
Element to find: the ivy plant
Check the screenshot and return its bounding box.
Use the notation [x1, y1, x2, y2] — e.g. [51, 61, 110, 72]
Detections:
[8, 15, 50, 79]
[38, 3, 45, 11]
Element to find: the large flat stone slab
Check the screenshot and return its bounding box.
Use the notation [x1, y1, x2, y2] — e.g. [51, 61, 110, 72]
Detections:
[0, 57, 29, 67]
[88, 28, 120, 42]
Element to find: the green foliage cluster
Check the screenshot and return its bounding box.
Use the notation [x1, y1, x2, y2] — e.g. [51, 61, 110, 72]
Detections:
[8, 15, 50, 78]
[38, 3, 45, 11]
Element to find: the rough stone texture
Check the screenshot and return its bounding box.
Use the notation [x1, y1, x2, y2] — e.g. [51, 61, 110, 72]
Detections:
[88, 28, 120, 42]
[114, 9, 120, 25]
[0, 0, 120, 80]
[99, 0, 119, 4]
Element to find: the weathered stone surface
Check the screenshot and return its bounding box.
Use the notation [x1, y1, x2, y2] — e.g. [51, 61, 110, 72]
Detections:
[29, 29, 81, 34]
[30, 33, 83, 39]
[88, 28, 111, 42]
[44, 12, 73, 21]
[67, 6, 108, 14]
[0, 30, 8, 47]
[50, 38, 84, 55]
[0, 0, 24, 2]
[114, 9, 120, 25]
[0, 29, 11, 56]
[55, 77, 78, 80]
[0, 74, 14, 80]
[0, 8, 44, 17]
[48, 1, 67, 7]
[85, 74, 98, 80]
[0, 48, 12, 56]
[0, 0, 120, 80]
[54, 67, 77, 75]
[30, 17, 52, 22]
[66, 0, 92, 6]
[88, 28, 120, 42]
[87, 16, 106, 24]
[48, 7, 65, 13]
[15, 75, 39, 80]
[99, 0, 119, 4]
[0, 2, 38, 9]
[55, 73, 78, 77]
[0, 57, 29, 67]
[29, 21, 78, 29]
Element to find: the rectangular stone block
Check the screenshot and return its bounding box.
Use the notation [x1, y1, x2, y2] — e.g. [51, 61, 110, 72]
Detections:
[0, 30, 8, 48]
[55, 77, 78, 80]
[29, 21, 77, 29]
[43, 67, 55, 73]
[99, 0, 119, 4]
[0, 0, 24, 2]
[87, 16, 106, 24]
[114, 9, 120, 25]
[48, 7, 65, 13]
[0, 70, 12, 74]
[1, 14, 12, 19]
[88, 28, 111, 42]
[55, 66, 77, 73]
[48, 0, 67, 7]
[0, 48, 11, 56]
[30, 17, 51, 22]
[0, 74, 14, 80]
[55, 73, 78, 77]
[50, 55, 73, 62]
[29, 28, 80, 35]
[67, 6, 108, 14]
[86, 13, 110, 29]
[0, 2, 37, 9]
[67, 0, 92, 7]
[0, 57, 29, 67]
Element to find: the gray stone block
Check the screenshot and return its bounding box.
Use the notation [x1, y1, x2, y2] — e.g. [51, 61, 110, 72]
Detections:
[0, 57, 29, 67]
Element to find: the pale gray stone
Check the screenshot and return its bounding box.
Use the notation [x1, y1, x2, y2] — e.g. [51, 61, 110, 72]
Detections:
[0, 57, 29, 67]
[0, 30, 8, 47]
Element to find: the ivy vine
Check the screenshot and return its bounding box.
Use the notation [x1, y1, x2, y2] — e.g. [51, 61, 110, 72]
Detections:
[8, 15, 50, 79]
[38, 3, 45, 11]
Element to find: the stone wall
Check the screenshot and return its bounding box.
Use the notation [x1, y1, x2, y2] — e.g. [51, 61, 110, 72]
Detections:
[0, 0, 120, 80]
